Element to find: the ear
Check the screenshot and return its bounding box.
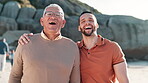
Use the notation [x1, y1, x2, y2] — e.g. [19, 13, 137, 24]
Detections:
[61, 20, 66, 28]
[96, 23, 99, 29]
[78, 26, 81, 31]
[40, 17, 44, 26]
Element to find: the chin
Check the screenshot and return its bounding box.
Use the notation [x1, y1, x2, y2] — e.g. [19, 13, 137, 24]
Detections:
[83, 33, 92, 36]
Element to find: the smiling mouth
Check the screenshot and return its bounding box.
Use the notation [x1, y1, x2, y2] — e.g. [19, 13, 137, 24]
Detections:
[49, 22, 56, 25]
[85, 27, 92, 30]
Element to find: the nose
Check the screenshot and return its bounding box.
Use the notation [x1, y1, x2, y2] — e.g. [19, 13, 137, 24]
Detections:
[49, 15, 56, 19]
[85, 20, 90, 25]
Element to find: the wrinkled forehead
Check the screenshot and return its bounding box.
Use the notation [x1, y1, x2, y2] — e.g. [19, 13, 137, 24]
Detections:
[45, 6, 64, 13]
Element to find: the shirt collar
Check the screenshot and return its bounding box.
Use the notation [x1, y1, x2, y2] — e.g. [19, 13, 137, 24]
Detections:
[41, 31, 63, 41]
[79, 35, 105, 48]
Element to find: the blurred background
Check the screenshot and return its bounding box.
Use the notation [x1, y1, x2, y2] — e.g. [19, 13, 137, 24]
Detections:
[0, 0, 148, 83]
[81, 0, 148, 20]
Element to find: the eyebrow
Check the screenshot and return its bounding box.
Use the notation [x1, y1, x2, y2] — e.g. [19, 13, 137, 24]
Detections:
[80, 17, 93, 21]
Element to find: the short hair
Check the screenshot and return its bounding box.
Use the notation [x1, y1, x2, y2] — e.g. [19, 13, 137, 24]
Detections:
[42, 4, 64, 17]
[79, 11, 92, 18]
[78, 11, 93, 24]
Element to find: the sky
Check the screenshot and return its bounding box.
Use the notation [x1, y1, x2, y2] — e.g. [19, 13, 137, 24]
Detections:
[80, 0, 148, 20]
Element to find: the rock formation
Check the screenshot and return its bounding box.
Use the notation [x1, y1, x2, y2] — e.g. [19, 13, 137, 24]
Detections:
[0, 0, 148, 60]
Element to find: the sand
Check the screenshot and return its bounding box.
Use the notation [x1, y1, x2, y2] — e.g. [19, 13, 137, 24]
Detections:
[0, 60, 148, 83]
[128, 61, 148, 83]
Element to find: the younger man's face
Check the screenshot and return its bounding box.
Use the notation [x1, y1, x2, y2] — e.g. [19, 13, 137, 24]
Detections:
[79, 13, 98, 36]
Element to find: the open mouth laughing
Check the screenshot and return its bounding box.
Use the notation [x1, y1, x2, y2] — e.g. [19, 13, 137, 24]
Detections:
[85, 27, 92, 30]
[49, 21, 56, 25]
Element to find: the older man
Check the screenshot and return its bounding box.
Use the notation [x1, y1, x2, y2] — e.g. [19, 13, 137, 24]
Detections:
[9, 4, 80, 83]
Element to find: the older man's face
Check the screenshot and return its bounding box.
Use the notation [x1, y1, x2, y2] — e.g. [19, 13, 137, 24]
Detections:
[40, 6, 66, 34]
[79, 13, 98, 36]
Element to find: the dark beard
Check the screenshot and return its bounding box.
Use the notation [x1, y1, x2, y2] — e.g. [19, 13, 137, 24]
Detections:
[80, 28, 94, 36]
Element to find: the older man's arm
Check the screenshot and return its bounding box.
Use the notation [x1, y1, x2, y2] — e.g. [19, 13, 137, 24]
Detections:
[69, 47, 80, 83]
[9, 45, 23, 83]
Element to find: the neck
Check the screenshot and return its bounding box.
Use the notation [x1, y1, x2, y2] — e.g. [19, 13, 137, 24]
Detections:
[82, 34, 98, 49]
[43, 30, 61, 40]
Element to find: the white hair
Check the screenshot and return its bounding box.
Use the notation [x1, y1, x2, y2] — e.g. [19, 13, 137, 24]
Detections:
[43, 4, 64, 17]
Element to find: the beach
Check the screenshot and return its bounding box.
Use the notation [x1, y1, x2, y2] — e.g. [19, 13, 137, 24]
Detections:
[0, 60, 148, 83]
[0, 60, 11, 83]
[128, 61, 148, 83]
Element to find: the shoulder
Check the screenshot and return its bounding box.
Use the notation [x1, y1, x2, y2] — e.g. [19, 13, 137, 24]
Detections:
[0, 42, 5, 45]
[62, 36, 78, 47]
[104, 38, 119, 46]
[103, 38, 122, 51]
[29, 33, 41, 41]
[62, 36, 76, 44]
[20, 33, 41, 48]
[27, 33, 41, 43]
[15, 44, 24, 53]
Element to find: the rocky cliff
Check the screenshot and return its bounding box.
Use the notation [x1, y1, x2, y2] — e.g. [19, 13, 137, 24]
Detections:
[0, 0, 148, 60]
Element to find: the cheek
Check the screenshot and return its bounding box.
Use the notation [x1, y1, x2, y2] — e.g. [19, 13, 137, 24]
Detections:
[42, 21, 47, 26]
[41, 19, 47, 24]
[59, 20, 65, 26]
[59, 21, 63, 25]
[79, 27, 84, 31]
[80, 25, 85, 29]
